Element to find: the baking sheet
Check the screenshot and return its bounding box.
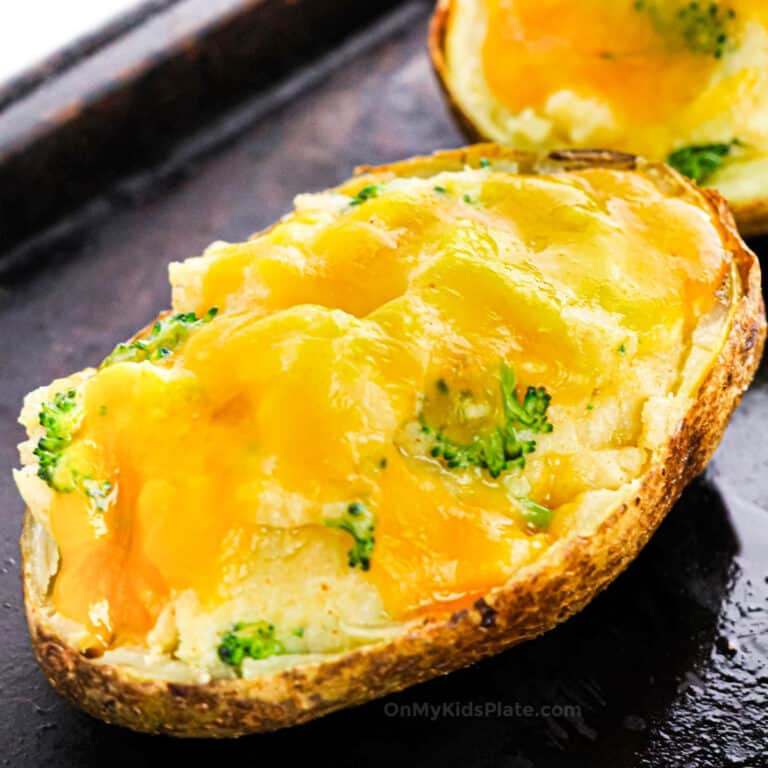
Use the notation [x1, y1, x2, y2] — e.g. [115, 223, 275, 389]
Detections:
[0, 2, 765, 764]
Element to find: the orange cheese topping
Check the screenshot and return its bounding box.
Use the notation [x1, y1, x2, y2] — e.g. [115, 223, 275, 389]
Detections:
[481, 0, 766, 148]
[42, 167, 729, 649]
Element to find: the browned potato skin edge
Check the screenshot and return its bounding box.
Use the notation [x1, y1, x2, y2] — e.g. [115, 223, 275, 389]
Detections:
[21, 146, 766, 738]
[428, 0, 768, 237]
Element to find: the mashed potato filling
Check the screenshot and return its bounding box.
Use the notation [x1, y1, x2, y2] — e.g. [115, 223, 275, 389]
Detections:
[16, 164, 733, 674]
[446, 0, 768, 200]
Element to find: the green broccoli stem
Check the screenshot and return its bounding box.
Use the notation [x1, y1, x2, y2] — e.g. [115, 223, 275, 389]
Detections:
[515, 497, 553, 530]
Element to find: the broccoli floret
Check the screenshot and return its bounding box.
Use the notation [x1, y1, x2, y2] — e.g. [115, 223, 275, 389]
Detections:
[33, 389, 83, 491]
[667, 142, 734, 184]
[499, 363, 553, 434]
[422, 363, 553, 479]
[675, 1, 735, 58]
[635, 1, 736, 59]
[217, 621, 284, 670]
[324, 501, 376, 571]
[424, 422, 532, 479]
[100, 307, 218, 368]
[33, 389, 114, 500]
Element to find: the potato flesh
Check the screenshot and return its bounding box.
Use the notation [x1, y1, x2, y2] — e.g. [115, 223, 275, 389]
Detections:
[18, 166, 731, 661]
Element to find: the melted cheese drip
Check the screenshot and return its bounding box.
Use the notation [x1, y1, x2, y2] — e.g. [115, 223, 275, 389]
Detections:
[42, 168, 729, 649]
[480, 0, 768, 158]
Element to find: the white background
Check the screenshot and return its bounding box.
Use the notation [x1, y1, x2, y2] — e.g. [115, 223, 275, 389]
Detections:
[0, 1, 143, 83]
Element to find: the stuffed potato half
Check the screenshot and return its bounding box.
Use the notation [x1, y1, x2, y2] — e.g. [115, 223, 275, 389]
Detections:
[16, 145, 765, 737]
[429, 0, 768, 236]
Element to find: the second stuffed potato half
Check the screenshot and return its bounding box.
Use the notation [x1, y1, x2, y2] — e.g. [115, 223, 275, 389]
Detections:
[430, 0, 768, 235]
[15, 145, 765, 736]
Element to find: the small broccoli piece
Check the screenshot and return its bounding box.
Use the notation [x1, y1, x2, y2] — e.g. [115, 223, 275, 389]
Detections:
[675, 1, 735, 58]
[324, 502, 376, 570]
[33, 389, 114, 499]
[667, 142, 734, 184]
[348, 184, 382, 207]
[515, 497, 553, 530]
[217, 621, 284, 669]
[33, 389, 83, 491]
[100, 307, 218, 368]
[499, 363, 553, 434]
[82, 478, 114, 511]
[635, 1, 736, 58]
[422, 363, 553, 479]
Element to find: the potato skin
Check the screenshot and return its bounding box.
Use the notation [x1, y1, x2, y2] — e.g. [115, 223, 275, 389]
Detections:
[428, 0, 768, 236]
[733, 198, 768, 239]
[428, 0, 485, 144]
[21, 147, 766, 738]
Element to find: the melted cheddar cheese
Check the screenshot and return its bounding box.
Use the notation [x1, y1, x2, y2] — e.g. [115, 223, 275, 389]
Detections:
[483, 0, 725, 127]
[16, 162, 733, 668]
[445, 0, 768, 202]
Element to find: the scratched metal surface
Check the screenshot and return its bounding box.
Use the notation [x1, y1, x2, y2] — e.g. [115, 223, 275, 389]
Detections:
[0, 2, 766, 765]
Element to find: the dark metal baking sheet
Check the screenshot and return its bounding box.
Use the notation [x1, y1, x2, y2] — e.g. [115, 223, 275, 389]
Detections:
[0, 2, 766, 765]
[0, 0, 403, 267]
